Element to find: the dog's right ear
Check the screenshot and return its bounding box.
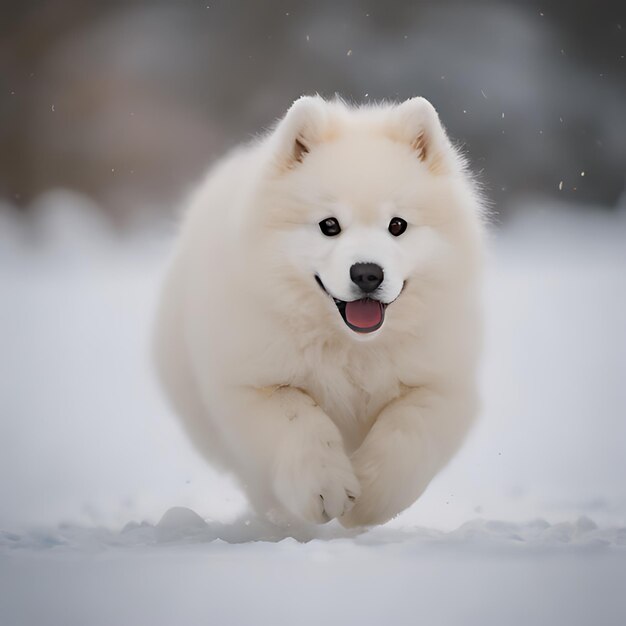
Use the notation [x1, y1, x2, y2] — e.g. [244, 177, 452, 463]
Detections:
[271, 95, 329, 170]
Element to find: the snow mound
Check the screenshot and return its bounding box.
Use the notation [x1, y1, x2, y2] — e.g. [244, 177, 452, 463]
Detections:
[1, 507, 624, 553]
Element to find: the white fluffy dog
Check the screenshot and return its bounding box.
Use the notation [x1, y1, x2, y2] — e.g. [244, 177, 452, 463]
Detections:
[154, 96, 485, 527]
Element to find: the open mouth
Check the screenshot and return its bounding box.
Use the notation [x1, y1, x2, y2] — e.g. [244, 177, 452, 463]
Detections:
[315, 276, 386, 334]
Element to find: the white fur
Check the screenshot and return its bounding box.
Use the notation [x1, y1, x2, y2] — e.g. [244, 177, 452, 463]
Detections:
[153, 96, 485, 527]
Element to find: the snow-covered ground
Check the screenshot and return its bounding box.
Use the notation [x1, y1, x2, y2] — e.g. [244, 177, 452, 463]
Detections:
[1, 192, 625, 625]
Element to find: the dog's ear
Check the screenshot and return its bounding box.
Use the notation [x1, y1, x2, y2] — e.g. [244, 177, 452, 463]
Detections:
[392, 97, 455, 175]
[272, 95, 330, 170]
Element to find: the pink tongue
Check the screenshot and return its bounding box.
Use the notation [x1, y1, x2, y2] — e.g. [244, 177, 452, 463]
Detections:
[345, 299, 383, 329]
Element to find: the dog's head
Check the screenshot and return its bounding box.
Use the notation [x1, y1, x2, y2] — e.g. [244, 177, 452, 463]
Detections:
[252, 96, 484, 340]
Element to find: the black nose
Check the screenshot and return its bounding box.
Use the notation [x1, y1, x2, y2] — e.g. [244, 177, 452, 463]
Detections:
[350, 262, 384, 293]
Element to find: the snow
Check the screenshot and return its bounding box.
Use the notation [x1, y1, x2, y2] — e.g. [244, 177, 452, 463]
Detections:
[1, 512, 625, 626]
[1, 192, 625, 624]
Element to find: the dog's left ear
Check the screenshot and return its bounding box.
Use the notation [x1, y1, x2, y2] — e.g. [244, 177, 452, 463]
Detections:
[392, 97, 455, 174]
[272, 95, 330, 170]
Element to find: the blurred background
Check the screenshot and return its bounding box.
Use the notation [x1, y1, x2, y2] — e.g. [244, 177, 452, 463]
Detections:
[0, 0, 624, 533]
[1, 0, 624, 221]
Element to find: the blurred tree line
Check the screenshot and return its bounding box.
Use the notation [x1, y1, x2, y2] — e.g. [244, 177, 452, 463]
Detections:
[1, 0, 624, 225]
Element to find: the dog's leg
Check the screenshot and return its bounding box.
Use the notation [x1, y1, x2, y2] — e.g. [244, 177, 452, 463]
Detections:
[340, 385, 477, 527]
[215, 385, 360, 524]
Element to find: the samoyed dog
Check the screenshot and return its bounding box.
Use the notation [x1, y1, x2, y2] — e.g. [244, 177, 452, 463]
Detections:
[154, 96, 485, 527]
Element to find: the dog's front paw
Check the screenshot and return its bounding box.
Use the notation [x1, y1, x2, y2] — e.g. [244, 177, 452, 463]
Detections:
[273, 428, 360, 524]
[339, 434, 407, 528]
[338, 452, 385, 528]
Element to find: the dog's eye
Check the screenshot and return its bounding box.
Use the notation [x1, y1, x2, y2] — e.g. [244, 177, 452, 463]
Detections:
[388, 217, 407, 237]
[319, 217, 341, 237]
